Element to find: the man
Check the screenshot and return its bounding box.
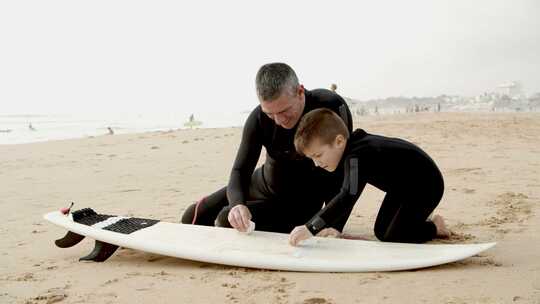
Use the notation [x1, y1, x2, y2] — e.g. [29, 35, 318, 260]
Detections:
[181, 63, 353, 234]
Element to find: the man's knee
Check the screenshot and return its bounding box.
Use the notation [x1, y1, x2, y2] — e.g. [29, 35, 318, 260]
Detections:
[374, 226, 388, 242]
[215, 209, 232, 228]
[180, 203, 197, 224]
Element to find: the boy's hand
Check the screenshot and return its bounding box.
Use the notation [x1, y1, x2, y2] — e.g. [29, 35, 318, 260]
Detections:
[289, 225, 313, 246]
[228, 204, 252, 232]
[316, 227, 341, 238]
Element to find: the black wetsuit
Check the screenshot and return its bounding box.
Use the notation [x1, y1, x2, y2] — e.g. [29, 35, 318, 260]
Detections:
[305, 129, 444, 243]
[181, 89, 353, 233]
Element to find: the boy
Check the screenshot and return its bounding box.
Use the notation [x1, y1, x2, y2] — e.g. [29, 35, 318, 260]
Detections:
[289, 108, 450, 246]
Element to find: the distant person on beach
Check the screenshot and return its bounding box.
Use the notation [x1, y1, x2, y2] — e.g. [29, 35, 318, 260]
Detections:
[184, 114, 201, 129]
[289, 108, 450, 246]
[107, 127, 114, 135]
[181, 63, 353, 234]
[330, 83, 337, 92]
[29, 123, 36, 131]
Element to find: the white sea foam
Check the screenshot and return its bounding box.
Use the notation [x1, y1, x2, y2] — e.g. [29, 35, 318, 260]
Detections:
[0, 111, 250, 145]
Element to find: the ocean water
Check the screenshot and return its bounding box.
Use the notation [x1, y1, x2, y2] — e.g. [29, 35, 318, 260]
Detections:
[0, 111, 250, 145]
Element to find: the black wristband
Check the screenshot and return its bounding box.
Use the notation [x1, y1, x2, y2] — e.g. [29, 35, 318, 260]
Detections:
[306, 216, 326, 235]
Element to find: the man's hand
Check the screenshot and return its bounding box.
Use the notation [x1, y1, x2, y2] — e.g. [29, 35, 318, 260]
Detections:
[228, 204, 252, 232]
[289, 225, 313, 246]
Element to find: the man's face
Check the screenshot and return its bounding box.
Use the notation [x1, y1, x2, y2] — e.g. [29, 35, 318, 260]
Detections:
[260, 85, 305, 129]
[303, 136, 346, 172]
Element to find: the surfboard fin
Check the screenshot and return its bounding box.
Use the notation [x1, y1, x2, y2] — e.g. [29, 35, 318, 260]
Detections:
[55, 231, 85, 248]
[79, 240, 119, 262]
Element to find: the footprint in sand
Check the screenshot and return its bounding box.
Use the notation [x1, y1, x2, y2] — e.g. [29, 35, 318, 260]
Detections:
[26, 293, 67, 304]
[479, 192, 532, 229]
[303, 298, 333, 304]
[449, 167, 483, 175]
[182, 140, 189, 144]
[455, 256, 503, 267]
[101, 278, 119, 286]
[25, 287, 69, 304]
[117, 189, 141, 193]
[221, 283, 239, 288]
[431, 232, 477, 244]
[7, 272, 38, 282]
[151, 146, 159, 150]
[223, 274, 296, 304]
[462, 188, 476, 194]
[450, 192, 533, 237]
[357, 273, 389, 285]
[225, 293, 239, 303]
[147, 255, 167, 262]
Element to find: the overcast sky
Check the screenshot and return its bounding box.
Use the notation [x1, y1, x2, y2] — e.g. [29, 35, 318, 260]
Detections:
[1, 0, 539, 115]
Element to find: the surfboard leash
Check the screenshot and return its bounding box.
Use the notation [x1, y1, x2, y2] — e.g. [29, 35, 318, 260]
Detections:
[191, 196, 207, 224]
[60, 202, 75, 215]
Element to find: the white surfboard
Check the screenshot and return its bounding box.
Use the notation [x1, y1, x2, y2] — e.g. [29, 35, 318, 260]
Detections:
[183, 120, 202, 128]
[44, 209, 496, 272]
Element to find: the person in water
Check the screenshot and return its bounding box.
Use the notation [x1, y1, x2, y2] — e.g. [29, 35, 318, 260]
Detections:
[289, 108, 450, 246]
[181, 63, 353, 234]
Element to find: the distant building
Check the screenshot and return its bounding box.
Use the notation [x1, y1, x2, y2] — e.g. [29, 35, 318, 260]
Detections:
[497, 81, 523, 98]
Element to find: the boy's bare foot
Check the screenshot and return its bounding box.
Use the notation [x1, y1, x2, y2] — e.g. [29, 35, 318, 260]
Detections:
[432, 214, 451, 238]
[340, 233, 369, 240]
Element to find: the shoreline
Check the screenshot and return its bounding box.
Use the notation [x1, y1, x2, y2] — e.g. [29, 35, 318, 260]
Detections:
[0, 125, 244, 146]
[2, 110, 537, 146]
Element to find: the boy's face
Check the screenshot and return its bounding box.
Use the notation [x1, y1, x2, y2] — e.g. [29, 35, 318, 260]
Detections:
[303, 135, 346, 172]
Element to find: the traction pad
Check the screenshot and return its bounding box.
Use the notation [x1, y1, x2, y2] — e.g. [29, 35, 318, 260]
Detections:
[71, 208, 159, 234]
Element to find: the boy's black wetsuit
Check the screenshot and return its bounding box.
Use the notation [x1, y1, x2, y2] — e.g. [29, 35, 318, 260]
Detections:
[305, 129, 444, 243]
[181, 89, 353, 233]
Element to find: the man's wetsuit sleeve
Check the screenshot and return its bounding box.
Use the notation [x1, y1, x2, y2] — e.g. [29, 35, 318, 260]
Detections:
[226, 108, 263, 207]
[338, 101, 353, 133]
[305, 157, 365, 235]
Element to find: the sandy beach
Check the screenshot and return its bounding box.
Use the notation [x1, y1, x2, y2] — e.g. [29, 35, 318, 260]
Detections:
[1, 112, 539, 304]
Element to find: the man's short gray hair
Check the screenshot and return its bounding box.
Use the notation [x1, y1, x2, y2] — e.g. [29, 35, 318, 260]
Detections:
[255, 63, 299, 101]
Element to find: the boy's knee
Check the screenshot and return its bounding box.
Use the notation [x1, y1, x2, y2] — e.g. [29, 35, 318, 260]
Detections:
[374, 226, 398, 242]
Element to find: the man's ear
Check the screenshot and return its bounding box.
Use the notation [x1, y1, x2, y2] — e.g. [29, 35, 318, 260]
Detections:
[297, 84, 305, 97]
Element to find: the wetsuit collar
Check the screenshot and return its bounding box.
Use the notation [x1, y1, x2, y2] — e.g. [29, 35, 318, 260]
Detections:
[339, 129, 368, 167]
[289, 89, 310, 130]
[301, 89, 312, 114]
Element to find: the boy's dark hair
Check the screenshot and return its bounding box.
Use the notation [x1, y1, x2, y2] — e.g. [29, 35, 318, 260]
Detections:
[294, 108, 350, 155]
